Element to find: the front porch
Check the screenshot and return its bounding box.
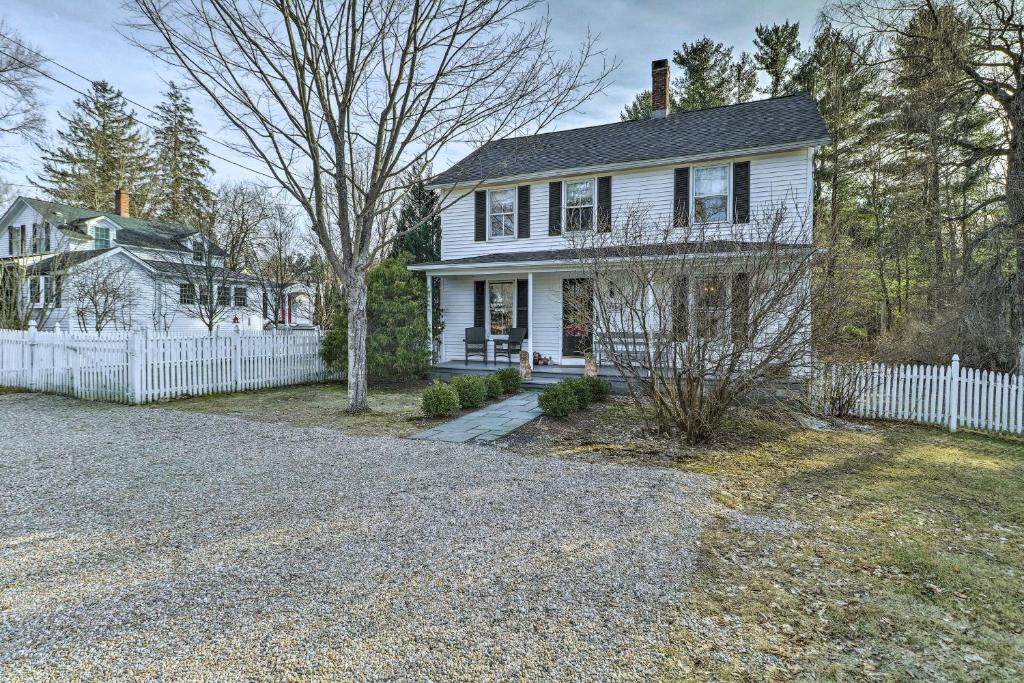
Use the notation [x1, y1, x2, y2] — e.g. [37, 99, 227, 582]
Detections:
[431, 359, 629, 393]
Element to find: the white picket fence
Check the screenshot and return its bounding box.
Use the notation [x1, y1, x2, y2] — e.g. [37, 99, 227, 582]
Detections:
[813, 355, 1024, 435]
[0, 324, 334, 404]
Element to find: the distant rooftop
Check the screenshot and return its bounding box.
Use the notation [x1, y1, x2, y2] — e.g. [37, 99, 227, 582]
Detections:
[431, 92, 830, 186]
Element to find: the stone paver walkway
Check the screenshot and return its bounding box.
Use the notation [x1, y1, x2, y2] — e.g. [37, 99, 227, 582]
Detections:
[411, 391, 541, 442]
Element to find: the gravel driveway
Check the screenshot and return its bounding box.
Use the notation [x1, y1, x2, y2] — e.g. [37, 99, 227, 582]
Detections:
[0, 393, 714, 681]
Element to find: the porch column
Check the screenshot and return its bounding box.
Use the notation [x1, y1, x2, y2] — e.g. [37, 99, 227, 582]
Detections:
[527, 272, 534, 368]
[426, 275, 434, 360]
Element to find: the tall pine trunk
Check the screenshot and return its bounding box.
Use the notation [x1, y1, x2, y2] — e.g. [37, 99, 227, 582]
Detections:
[1009, 102, 1024, 370]
[344, 267, 370, 412]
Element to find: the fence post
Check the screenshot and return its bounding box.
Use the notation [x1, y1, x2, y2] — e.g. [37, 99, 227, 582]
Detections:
[128, 331, 143, 405]
[947, 354, 960, 433]
[232, 325, 242, 392]
[27, 319, 38, 391]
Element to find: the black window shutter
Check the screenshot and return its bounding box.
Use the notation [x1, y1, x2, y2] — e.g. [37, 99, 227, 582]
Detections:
[474, 281, 486, 328]
[672, 275, 689, 340]
[597, 176, 612, 232]
[516, 279, 528, 337]
[474, 190, 487, 241]
[517, 185, 531, 238]
[673, 168, 690, 227]
[44, 224, 51, 252]
[731, 273, 750, 344]
[548, 181, 562, 235]
[733, 161, 750, 223]
[7, 226, 13, 254]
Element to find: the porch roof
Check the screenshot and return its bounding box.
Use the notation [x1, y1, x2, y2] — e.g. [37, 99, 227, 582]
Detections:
[408, 241, 813, 273]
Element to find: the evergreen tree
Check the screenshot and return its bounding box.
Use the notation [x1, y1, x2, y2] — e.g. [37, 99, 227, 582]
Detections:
[754, 21, 801, 97]
[672, 37, 753, 111]
[620, 90, 653, 121]
[35, 81, 153, 215]
[151, 83, 214, 228]
[390, 176, 440, 263]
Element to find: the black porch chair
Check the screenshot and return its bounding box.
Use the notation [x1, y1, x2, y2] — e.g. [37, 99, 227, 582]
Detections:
[493, 327, 526, 364]
[464, 327, 488, 365]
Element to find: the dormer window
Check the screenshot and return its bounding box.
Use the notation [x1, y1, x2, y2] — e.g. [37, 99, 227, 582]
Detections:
[94, 225, 111, 249]
[192, 240, 206, 262]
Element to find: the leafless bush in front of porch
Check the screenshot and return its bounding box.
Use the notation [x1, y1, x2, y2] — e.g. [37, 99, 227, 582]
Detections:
[566, 201, 818, 444]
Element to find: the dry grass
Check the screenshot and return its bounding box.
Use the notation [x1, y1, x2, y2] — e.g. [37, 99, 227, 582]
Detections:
[509, 403, 1024, 680]
[154, 382, 441, 437]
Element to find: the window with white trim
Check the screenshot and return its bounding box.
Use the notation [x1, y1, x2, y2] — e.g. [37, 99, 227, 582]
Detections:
[192, 239, 206, 262]
[488, 189, 515, 238]
[217, 285, 231, 306]
[199, 286, 212, 306]
[488, 281, 514, 336]
[695, 276, 727, 339]
[93, 225, 111, 248]
[693, 165, 729, 223]
[565, 179, 594, 231]
[179, 283, 196, 305]
[233, 286, 248, 307]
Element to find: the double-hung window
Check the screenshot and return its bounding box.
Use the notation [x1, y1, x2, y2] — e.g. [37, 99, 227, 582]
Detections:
[233, 286, 248, 307]
[693, 165, 729, 223]
[193, 240, 206, 262]
[695, 276, 727, 340]
[565, 179, 594, 231]
[488, 189, 515, 239]
[488, 281, 514, 336]
[179, 283, 196, 305]
[217, 286, 231, 306]
[199, 287, 212, 306]
[93, 225, 111, 248]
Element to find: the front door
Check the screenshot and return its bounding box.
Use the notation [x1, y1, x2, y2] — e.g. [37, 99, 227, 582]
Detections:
[562, 278, 593, 361]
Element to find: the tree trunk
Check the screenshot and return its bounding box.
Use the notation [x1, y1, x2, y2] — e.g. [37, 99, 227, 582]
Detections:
[1008, 93, 1024, 370]
[345, 267, 370, 412]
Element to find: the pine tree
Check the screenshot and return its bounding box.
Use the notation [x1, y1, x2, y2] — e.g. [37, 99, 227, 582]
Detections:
[672, 37, 754, 111]
[620, 90, 653, 121]
[35, 81, 153, 215]
[390, 176, 440, 263]
[754, 22, 801, 97]
[151, 83, 214, 228]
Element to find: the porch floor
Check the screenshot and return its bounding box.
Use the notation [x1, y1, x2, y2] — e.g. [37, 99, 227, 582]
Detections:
[431, 360, 627, 392]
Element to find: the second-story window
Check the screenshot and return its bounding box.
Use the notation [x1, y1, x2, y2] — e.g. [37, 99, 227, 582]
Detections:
[94, 225, 111, 248]
[488, 189, 515, 239]
[193, 239, 206, 262]
[565, 179, 594, 231]
[693, 165, 729, 223]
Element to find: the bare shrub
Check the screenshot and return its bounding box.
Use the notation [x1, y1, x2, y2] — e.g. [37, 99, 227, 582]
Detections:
[566, 201, 817, 444]
[812, 361, 865, 418]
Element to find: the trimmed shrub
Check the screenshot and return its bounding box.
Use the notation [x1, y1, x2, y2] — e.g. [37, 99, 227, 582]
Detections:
[485, 375, 504, 399]
[494, 367, 522, 394]
[563, 378, 593, 408]
[421, 381, 460, 418]
[538, 381, 579, 417]
[580, 376, 611, 402]
[450, 374, 488, 409]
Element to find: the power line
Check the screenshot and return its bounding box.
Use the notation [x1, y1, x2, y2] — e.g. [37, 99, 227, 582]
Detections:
[0, 37, 276, 181]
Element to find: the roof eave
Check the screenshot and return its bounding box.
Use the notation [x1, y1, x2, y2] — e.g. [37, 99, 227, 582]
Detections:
[427, 138, 831, 191]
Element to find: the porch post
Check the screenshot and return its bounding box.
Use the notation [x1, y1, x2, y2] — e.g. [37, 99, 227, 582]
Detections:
[527, 272, 534, 368]
[426, 274, 434, 361]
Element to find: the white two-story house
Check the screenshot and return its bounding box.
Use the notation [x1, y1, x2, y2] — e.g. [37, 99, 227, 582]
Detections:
[0, 192, 312, 334]
[410, 59, 830, 373]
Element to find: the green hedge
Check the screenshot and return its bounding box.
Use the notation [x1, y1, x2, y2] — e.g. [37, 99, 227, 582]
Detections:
[485, 375, 504, 399]
[493, 368, 522, 394]
[421, 381, 460, 417]
[449, 374, 488, 409]
[538, 381, 579, 417]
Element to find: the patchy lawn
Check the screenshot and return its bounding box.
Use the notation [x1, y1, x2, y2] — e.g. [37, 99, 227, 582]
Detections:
[508, 401, 1024, 680]
[155, 381, 440, 437]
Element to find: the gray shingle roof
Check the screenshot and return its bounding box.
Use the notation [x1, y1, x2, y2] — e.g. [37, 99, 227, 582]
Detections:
[17, 197, 226, 256]
[143, 258, 259, 283]
[431, 92, 829, 186]
[25, 248, 113, 274]
[411, 241, 813, 268]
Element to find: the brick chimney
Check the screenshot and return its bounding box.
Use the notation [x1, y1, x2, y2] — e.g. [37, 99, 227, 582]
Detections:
[651, 59, 670, 119]
[114, 189, 130, 217]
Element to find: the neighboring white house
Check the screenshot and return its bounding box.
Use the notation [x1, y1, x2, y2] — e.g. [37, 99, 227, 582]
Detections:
[410, 59, 830, 369]
[0, 192, 313, 333]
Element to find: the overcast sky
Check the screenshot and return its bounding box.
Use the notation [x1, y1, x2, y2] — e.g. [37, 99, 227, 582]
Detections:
[2, 0, 824, 197]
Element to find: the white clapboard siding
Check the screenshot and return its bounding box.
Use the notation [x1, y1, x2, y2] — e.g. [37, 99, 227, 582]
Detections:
[814, 356, 1023, 436]
[0, 325, 335, 404]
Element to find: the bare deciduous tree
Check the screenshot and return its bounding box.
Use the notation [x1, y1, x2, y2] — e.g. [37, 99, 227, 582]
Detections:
[566, 203, 818, 444]
[0, 250, 71, 330]
[211, 181, 276, 272]
[0, 19, 46, 159]
[70, 257, 137, 333]
[129, 0, 614, 411]
[166, 243, 248, 332]
[251, 205, 307, 326]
